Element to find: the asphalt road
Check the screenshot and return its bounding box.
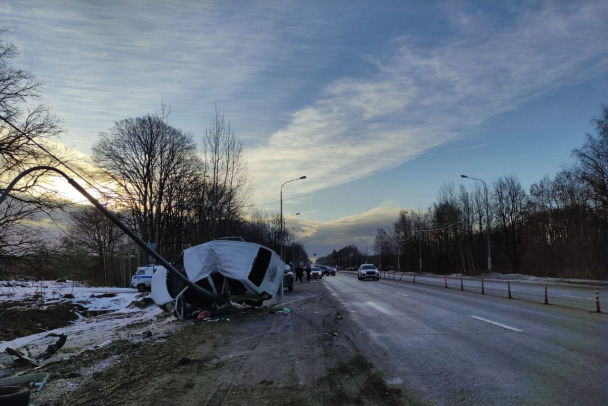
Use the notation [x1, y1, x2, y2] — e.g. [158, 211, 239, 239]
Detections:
[322, 273, 608, 406]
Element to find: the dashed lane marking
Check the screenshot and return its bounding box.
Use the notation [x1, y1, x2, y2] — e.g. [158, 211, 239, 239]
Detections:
[470, 315, 522, 332]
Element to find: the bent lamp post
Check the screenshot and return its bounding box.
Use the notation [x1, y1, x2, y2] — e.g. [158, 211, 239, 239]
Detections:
[0, 166, 216, 300]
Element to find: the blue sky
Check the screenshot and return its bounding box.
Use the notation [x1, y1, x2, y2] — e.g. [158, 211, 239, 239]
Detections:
[3, 0, 607, 259]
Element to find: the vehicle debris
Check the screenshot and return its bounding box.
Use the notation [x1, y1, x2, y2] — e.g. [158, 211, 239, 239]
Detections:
[0, 333, 67, 401]
[1, 334, 66, 368]
[37, 333, 67, 361]
[151, 239, 286, 320]
[0, 372, 50, 391]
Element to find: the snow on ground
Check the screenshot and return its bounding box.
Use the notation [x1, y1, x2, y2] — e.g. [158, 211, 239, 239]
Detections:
[0, 280, 182, 363]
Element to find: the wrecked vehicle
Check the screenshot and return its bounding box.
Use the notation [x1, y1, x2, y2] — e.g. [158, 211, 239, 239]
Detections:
[1, 167, 286, 322]
[151, 239, 286, 318]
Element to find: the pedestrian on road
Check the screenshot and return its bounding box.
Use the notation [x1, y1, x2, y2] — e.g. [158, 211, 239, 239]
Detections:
[295, 266, 304, 282]
[305, 265, 311, 281]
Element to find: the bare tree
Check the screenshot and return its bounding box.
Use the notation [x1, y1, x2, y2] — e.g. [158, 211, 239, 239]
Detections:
[573, 105, 608, 214]
[0, 30, 62, 261]
[92, 106, 198, 263]
[64, 205, 125, 286]
[199, 106, 250, 240]
[493, 175, 528, 271]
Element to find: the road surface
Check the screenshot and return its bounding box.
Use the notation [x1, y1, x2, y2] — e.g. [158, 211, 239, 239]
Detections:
[325, 272, 608, 405]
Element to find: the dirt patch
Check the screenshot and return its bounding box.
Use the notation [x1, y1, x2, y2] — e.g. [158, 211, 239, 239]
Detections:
[23, 282, 409, 405]
[0, 301, 86, 341]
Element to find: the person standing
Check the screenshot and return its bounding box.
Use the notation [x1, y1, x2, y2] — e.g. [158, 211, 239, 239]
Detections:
[305, 265, 311, 281]
[295, 265, 304, 282]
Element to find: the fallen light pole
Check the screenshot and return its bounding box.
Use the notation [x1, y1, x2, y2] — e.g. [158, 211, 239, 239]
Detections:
[0, 166, 217, 302]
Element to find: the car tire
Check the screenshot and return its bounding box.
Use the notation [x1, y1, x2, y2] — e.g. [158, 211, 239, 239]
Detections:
[0, 386, 30, 406]
[137, 284, 147, 292]
[288, 284, 293, 291]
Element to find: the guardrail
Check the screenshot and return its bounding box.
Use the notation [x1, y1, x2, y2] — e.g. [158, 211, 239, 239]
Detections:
[343, 270, 606, 313]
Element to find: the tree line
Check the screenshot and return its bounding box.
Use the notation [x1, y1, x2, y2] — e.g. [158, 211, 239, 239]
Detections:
[324, 107, 607, 280]
[0, 33, 305, 285]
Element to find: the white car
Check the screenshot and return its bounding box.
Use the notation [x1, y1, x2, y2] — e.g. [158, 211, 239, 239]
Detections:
[358, 264, 379, 281]
[131, 264, 166, 292]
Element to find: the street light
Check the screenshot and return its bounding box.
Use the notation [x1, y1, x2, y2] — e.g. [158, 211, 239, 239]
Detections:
[283, 213, 300, 264]
[461, 174, 492, 272]
[280, 176, 306, 261]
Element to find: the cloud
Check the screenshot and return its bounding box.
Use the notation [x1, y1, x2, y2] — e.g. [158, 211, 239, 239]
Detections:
[247, 1, 608, 203]
[298, 204, 406, 256]
[7, 1, 349, 147]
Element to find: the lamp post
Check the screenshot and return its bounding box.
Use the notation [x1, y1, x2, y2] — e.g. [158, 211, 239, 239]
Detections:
[283, 213, 300, 264]
[418, 220, 423, 272]
[461, 174, 492, 272]
[280, 176, 306, 261]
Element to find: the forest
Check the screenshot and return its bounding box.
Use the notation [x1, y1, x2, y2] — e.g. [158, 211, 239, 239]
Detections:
[321, 107, 607, 280]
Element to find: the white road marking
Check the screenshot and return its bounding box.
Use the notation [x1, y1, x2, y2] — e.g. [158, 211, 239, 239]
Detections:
[470, 316, 522, 332]
[562, 294, 605, 301]
[395, 292, 409, 297]
[367, 302, 392, 315]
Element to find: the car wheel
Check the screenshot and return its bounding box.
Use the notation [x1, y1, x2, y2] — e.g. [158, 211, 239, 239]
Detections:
[0, 386, 30, 406]
[288, 284, 293, 291]
[137, 284, 147, 292]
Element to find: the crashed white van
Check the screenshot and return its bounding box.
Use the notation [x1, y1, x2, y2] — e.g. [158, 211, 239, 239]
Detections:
[151, 239, 285, 318]
[131, 264, 166, 292]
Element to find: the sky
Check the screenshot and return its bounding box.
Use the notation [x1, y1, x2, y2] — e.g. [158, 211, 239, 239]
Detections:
[3, 0, 608, 260]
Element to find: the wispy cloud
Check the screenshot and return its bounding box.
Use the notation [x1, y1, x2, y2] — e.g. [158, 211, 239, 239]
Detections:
[4, 1, 607, 226]
[247, 1, 608, 202]
[6, 1, 351, 146]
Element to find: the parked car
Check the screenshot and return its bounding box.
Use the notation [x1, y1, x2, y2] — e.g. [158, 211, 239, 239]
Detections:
[310, 266, 323, 279]
[131, 264, 166, 292]
[321, 266, 336, 276]
[284, 265, 294, 291]
[358, 264, 379, 281]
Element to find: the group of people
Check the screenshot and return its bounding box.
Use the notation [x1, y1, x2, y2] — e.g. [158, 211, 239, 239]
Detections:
[295, 265, 312, 282]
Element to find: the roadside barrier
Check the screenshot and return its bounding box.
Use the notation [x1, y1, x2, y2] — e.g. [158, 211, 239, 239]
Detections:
[375, 272, 606, 312]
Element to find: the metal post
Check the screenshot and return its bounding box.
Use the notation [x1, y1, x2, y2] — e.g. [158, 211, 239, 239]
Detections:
[418, 226, 422, 272]
[595, 290, 601, 313]
[544, 284, 549, 305]
[280, 176, 306, 261]
[0, 166, 216, 300]
[461, 175, 492, 272]
[508, 281, 512, 299]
